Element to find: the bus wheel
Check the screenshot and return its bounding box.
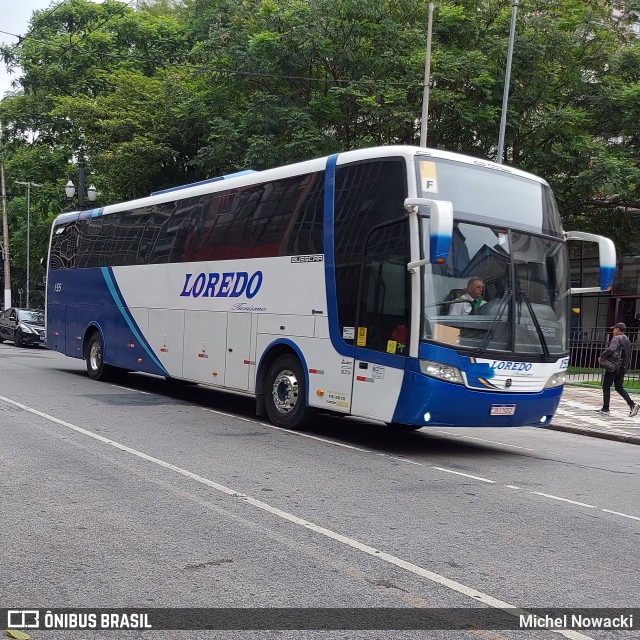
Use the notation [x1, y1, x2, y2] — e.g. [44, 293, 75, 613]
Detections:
[265, 355, 309, 429]
[85, 332, 113, 381]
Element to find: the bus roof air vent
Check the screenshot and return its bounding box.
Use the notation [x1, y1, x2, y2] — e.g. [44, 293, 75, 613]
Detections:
[150, 170, 257, 196]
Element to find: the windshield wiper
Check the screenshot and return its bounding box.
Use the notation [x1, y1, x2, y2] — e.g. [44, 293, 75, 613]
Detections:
[518, 290, 550, 360]
[474, 289, 512, 355]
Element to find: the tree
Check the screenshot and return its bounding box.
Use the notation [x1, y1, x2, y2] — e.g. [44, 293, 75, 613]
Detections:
[0, 0, 639, 274]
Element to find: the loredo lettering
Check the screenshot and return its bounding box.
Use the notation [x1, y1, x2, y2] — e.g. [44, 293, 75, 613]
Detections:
[180, 271, 263, 299]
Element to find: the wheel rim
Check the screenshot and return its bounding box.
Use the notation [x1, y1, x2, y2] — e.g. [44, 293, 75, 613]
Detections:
[89, 340, 102, 372]
[271, 369, 299, 415]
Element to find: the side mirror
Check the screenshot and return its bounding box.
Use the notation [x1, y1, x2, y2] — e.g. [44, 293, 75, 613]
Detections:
[404, 197, 453, 270]
[565, 230, 616, 293]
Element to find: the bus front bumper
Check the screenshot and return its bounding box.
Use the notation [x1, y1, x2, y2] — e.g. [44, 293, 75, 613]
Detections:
[391, 370, 563, 428]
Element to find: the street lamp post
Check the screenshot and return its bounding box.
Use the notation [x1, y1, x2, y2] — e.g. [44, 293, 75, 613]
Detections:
[420, 1, 435, 147]
[65, 180, 97, 211]
[78, 149, 85, 211]
[496, 0, 519, 165]
[1, 158, 10, 310]
[15, 180, 42, 309]
[65, 149, 98, 211]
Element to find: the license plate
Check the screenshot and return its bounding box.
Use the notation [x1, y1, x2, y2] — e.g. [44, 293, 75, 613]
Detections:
[490, 404, 516, 416]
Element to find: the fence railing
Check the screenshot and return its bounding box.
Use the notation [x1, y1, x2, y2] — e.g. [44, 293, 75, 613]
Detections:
[568, 326, 640, 384]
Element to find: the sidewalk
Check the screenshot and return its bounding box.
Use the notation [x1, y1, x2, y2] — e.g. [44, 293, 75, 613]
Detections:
[549, 384, 640, 445]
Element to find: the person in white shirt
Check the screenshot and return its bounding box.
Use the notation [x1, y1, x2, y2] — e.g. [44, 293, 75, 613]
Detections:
[448, 277, 487, 315]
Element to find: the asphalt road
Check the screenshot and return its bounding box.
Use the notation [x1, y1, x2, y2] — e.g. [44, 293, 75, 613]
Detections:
[1, 343, 639, 640]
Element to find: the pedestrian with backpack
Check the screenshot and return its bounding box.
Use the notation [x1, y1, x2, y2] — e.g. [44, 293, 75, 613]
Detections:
[596, 322, 639, 416]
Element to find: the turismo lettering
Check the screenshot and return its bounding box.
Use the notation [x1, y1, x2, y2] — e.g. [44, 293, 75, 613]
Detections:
[180, 271, 263, 299]
[490, 361, 532, 372]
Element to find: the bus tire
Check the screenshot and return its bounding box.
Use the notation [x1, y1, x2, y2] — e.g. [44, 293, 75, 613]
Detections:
[264, 355, 309, 429]
[85, 332, 114, 381]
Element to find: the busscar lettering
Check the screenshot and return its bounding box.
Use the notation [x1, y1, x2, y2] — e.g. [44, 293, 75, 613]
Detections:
[291, 255, 323, 263]
[180, 271, 263, 299]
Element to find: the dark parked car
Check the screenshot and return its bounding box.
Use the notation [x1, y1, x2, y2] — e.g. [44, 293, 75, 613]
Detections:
[0, 307, 46, 347]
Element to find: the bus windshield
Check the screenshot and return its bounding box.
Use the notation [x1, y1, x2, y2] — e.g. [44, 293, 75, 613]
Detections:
[421, 220, 570, 357]
[416, 157, 562, 237]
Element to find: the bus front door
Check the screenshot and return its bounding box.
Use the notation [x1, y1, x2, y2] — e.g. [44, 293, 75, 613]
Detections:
[350, 351, 406, 423]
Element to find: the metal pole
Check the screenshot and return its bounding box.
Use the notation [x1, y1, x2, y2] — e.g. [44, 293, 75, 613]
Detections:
[1, 159, 10, 309]
[420, 1, 435, 147]
[27, 184, 30, 307]
[15, 181, 42, 309]
[497, 0, 519, 165]
[78, 149, 85, 210]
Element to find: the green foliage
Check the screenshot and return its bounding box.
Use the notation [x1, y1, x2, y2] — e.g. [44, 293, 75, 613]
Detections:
[0, 0, 639, 304]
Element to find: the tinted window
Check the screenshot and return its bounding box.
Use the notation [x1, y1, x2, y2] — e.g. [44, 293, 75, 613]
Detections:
[416, 158, 562, 238]
[357, 220, 410, 354]
[51, 172, 325, 269]
[185, 173, 324, 261]
[49, 221, 79, 270]
[333, 158, 407, 339]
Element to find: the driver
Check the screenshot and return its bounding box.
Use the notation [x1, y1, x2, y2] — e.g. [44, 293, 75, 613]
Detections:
[449, 277, 487, 315]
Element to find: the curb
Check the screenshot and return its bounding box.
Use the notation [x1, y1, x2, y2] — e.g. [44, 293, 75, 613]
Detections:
[547, 422, 640, 445]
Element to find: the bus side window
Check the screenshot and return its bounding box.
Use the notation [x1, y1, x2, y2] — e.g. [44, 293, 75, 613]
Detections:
[50, 221, 79, 270]
[334, 158, 407, 336]
[357, 220, 410, 354]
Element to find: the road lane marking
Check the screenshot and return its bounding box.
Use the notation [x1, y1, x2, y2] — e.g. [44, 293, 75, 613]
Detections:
[203, 408, 252, 422]
[384, 455, 425, 466]
[0, 394, 597, 640]
[110, 384, 151, 395]
[204, 408, 371, 452]
[531, 492, 596, 509]
[256, 422, 371, 452]
[431, 430, 535, 451]
[431, 467, 495, 483]
[601, 509, 640, 521]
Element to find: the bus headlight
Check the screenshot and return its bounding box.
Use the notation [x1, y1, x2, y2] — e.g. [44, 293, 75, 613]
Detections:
[544, 371, 566, 388]
[420, 360, 463, 384]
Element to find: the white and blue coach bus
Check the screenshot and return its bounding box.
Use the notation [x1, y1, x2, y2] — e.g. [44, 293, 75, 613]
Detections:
[46, 146, 615, 430]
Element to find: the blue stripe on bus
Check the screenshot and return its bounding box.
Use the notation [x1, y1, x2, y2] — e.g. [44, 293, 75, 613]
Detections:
[256, 338, 310, 406]
[323, 154, 408, 370]
[323, 153, 350, 358]
[430, 232, 452, 263]
[100, 267, 169, 376]
[600, 265, 615, 290]
[150, 170, 257, 196]
[78, 207, 104, 219]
